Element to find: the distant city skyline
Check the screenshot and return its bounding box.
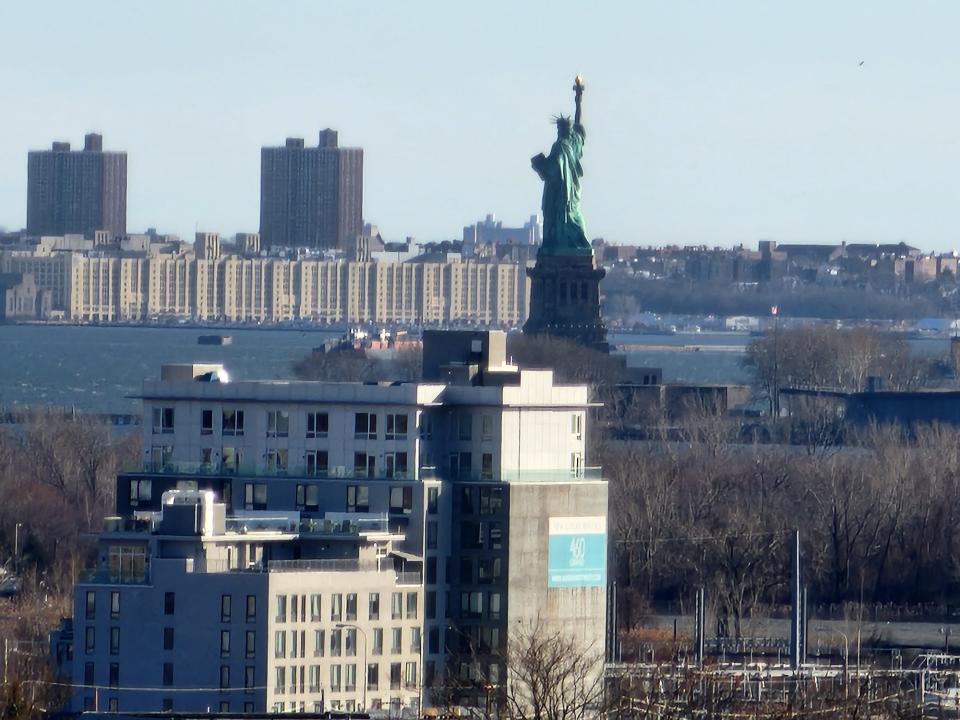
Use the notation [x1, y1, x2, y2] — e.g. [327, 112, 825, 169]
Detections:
[4, 2, 960, 251]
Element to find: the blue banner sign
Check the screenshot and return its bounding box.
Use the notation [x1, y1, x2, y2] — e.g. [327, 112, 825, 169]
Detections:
[547, 516, 606, 587]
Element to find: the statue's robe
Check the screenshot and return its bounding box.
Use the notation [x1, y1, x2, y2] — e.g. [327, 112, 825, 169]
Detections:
[532, 124, 590, 255]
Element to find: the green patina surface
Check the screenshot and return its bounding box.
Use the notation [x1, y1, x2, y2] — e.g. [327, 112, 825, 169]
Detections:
[531, 79, 593, 258]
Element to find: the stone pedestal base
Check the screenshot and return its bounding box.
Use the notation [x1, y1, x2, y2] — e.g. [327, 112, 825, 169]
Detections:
[523, 254, 609, 353]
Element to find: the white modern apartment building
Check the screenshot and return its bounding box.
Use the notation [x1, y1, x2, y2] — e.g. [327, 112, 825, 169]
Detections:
[55, 331, 608, 715]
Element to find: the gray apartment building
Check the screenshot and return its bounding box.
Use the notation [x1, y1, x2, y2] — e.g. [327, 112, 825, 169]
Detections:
[53, 332, 607, 716]
[27, 133, 127, 238]
[260, 129, 363, 251]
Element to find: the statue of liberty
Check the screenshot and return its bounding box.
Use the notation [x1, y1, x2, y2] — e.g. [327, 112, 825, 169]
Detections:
[531, 75, 592, 256]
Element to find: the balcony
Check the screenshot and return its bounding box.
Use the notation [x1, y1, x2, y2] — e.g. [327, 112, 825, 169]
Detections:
[131, 461, 415, 481]
[78, 567, 150, 586]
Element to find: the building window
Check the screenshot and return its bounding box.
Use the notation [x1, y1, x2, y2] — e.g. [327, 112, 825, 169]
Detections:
[164, 592, 175, 615]
[389, 486, 412, 515]
[481, 453, 494, 480]
[426, 522, 438, 550]
[150, 445, 173, 472]
[354, 412, 378, 440]
[266, 410, 289, 438]
[368, 593, 380, 621]
[310, 594, 321, 621]
[426, 558, 437, 585]
[222, 409, 245, 436]
[419, 413, 433, 440]
[245, 667, 255, 693]
[152, 406, 175, 434]
[306, 450, 328, 477]
[330, 664, 341, 692]
[367, 663, 379, 691]
[221, 594, 232, 623]
[425, 591, 436, 619]
[275, 595, 287, 623]
[479, 486, 503, 514]
[309, 665, 321, 693]
[129, 479, 152, 507]
[265, 448, 288, 474]
[391, 592, 402, 620]
[201, 409, 213, 435]
[450, 452, 472, 479]
[306, 411, 329, 439]
[479, 558, 502, 584]
[221, 446, 242, 474]
[405, 592, 418, 619]
[85, 591, 96, 620]
[571, 452, 583, 477]
[163, 627, 174, 650]
[110, 627, 120, 655]
[220, 665, 230, 690]
[460, 592, 483, 618]
[345, 663, 357, 692]
[389, 663, 401, 690]
[461, 487, 475, 514]
[404, 662, 417, 689]
[345, 628, 357, 657]
[391, 628, 401, 654]
[385, 452, 408, 479]
[458, 414, 472, 441]
[331, 594, 342, 622]
[481, 414, 493, 439]
[244, 483, 267, 510]
[275, 666, 286, 694]
[489, 522, 503, 550]
[385, 413, 408, 440]
[461, 521, 483, 550]
[274, 630, 286, 658]
[372, 628, 383, 656]
[246, 595, 256, 622]
[427, 487, 438, 514]
[345, 593, 357, 621]
[109, 663, 119, 688]
[346, 485, 369, 513]
[246, 630, 256, 658]
[84, 662, 94, 685]
[314, 630, 325, 657]
[108, 698, 118, 712]
[221, 630, 231, 657]
[162, 662, 174, 686]
[353, 453, 375, 478]
[330, 628, 342, 657]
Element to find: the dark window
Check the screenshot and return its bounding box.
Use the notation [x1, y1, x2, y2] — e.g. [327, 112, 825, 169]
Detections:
[389, 486, 413, 514]
[109, 663, 119, 688]
[244, 483, 267, 510]
[110, 627, 120, 655]
[85, 591, 96, 620]
[427, 487, 438, 514]
[426, 557, 437, 585]
[84, 662, 94, 685]
[461, 487, 474, 514]
[201, 409, 214, 435]
[354, 412, 377, 440]
[220, 665, 230, 689]
[162, 699, 173, 711]
[110, 591, 120, 619]
[162, 663, 174, 686]
[426, 591, 436, 619]
[306, 411, 329, 438]
[164, 592, 175, 615]
[479, 486, 503, 514]
[246, 595, 256, 622]
[163, 627, 174, 650]
[347, 485, 369, 513]
[222, 409, 245, 436]
[221, 594, 232, 622]
[385, 414, 408, 440]
[461, 521, 483, 550]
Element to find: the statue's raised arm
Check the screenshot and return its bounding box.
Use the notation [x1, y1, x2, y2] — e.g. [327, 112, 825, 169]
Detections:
[531, 76, 592, 257]
[574, 74, 584, 131]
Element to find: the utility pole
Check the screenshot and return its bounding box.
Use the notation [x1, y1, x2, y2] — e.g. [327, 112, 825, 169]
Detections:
[790, 530, 802, 671]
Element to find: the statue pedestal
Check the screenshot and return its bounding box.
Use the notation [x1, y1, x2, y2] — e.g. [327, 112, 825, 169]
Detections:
[523, 253, 609, 353]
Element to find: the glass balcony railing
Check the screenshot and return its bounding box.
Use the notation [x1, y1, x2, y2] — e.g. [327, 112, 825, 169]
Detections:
[131, 462, 604, 483]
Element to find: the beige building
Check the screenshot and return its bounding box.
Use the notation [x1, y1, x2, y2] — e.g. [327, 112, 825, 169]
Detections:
[1, 234, 531, 327]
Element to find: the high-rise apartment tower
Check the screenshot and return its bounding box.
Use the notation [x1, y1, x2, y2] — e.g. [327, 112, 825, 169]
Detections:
[260, 129, 363, 251]
[27, 133, 127, 238]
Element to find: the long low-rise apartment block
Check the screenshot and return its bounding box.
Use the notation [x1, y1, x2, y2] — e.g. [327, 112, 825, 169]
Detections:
[0, 234, 530, 326]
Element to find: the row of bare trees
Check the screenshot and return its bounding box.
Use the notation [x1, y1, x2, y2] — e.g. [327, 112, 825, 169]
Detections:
[607, 417, 960, 635]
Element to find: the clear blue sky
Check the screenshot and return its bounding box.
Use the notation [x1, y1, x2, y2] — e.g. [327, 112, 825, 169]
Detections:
[3, 1, 960, 251]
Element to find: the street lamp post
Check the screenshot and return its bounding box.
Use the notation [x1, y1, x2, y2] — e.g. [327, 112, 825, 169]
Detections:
[816, 626, 849, 697]
[336, 623, 368, 710]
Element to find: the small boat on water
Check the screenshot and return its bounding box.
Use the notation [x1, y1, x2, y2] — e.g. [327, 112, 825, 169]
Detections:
[198, 335, 233, 346]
